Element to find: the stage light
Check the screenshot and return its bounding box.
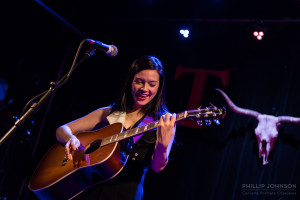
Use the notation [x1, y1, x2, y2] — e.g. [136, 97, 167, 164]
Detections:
[257, 35, 263, 40]
[251, 21, 266, 41]
[180, 29, 189, 38]
[253, 30, 264, 40]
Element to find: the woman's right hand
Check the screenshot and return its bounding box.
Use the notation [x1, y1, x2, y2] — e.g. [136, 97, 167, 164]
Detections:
[65, 135, 81, 160]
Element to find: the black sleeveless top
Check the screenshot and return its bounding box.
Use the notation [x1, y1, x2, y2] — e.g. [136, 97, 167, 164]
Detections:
[72, 116, 157, 200]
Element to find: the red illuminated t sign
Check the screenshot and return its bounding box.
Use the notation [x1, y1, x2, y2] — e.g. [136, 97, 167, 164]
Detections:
[174, 65, 230, 128]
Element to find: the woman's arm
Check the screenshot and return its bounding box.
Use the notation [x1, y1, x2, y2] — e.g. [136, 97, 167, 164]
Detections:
[151, 113, 176, 173]
[56, 106, 111, 160]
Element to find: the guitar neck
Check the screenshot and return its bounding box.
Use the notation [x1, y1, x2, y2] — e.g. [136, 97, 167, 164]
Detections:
[101, 111, 187, 146]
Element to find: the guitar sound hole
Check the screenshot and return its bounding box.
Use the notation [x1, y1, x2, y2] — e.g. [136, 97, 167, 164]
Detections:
[84, 139, 102, 154]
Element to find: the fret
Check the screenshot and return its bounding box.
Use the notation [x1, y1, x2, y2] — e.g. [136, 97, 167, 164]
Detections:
[129, 129, 135, 136]
[113, 134, 118, 142]
[144, 124, 148, 131]
[176, 111, 187, 121]
[119, 132, 125, 139]
[150, 123, 155, 129]
[125, 129, 132, 137]
[101, 138, 107, 146]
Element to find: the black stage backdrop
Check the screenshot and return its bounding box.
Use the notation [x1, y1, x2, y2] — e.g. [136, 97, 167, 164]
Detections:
[0, 1, 300, 200]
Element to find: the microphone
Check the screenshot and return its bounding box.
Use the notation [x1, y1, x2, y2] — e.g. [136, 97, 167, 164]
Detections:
[86, 39, 118, 57]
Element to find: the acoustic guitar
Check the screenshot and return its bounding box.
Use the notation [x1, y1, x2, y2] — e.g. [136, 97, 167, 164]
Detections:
[29, 106, 225, 199]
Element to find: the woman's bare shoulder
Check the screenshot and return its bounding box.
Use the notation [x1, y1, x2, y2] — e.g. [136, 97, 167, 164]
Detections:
[92, 106, 112, 118]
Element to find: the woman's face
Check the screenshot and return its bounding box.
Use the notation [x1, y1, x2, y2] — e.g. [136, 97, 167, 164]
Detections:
[131, 69, 160, 110]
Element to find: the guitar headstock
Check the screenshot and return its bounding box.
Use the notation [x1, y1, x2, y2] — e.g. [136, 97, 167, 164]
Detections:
[186, 105, 226, 126]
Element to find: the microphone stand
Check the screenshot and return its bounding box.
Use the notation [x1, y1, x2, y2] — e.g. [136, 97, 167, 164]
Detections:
[0, 39, 95, 146]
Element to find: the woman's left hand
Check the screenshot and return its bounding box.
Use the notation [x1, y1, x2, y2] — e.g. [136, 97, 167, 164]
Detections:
[152, 113, 176, 172]
[156, 113, 176, 150]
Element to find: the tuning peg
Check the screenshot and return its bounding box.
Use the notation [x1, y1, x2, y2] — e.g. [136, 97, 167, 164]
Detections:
[196, 120, 204, 126]
[213, 119, 220, 125]
[209, 103, 217, 110]
[205, 120, 211, 125]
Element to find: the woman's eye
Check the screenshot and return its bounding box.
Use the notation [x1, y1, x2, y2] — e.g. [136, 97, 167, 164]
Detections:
[135, 80, 143, 84]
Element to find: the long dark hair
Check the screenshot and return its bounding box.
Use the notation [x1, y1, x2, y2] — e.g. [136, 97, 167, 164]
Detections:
[110, 55, 168, 120]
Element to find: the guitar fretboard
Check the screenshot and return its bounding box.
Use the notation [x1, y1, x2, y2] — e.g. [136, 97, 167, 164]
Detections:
[101, 111, 187, 146]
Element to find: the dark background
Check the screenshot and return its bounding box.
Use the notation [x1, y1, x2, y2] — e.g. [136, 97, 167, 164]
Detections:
[1, 0, 300, 199]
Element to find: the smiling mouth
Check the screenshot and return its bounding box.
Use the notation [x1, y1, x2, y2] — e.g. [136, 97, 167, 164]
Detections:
[137, 94, 148, 101]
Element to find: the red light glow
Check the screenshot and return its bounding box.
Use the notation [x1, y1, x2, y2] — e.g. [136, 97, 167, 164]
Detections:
[253, 30, 264, 40]
[259, 31, 264, 36]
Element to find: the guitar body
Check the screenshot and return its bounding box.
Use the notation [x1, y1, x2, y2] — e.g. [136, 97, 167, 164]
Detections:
[29, 123, 126, 200]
